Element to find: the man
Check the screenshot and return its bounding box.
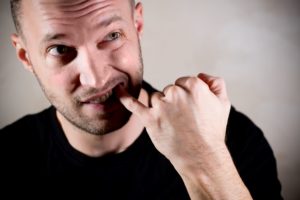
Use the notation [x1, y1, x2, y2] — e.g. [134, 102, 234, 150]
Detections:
[0, 0, 282, 199]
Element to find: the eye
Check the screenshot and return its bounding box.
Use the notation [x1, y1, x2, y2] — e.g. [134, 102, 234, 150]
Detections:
[103, 31, 122, 42]
[47, 45, 77, 65]
[48, 45, 75, 57]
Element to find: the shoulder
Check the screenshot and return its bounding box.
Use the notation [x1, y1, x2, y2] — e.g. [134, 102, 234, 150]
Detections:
[0, 107, 53, 137]
[225, 106, 271, 158]
[227, 106, 259, 132]
[226, 107, 283, 199]
[225, 106, 271, 165]
[0, 107, 55, 175]
[0, 107, 54, 153]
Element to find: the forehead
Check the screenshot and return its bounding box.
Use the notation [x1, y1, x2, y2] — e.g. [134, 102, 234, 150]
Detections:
[32, 0, 130, 15]
[21, 0, 133, 35]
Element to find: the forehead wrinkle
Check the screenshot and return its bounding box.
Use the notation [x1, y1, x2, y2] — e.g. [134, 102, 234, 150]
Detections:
[39, 0, 107, 8]
[39, 0, 113, 21]
[40, 0, 89, 7]
[57, 0, 105, 11]
[29, 0, 130, 49]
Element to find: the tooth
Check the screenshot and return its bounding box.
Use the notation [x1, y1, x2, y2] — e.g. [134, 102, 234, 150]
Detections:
[89, 90, 113, 104]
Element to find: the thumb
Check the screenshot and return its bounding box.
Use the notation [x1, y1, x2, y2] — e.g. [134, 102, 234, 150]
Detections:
[115, 85, 150, 121]
[198, 73, 229, 101]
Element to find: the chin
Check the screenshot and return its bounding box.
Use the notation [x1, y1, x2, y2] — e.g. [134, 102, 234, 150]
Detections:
[98, 109, 132, 135]
[72, 106, 133, 136]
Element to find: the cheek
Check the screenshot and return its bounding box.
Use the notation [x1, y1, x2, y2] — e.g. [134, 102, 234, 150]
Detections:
[51, 70, 78, 95]
[43, 58, 78, 92]
[27, 46, 78, 97]
[38, 65, 77, 96]
[112, 48, 134, 69]
[111, 44, 142, 80]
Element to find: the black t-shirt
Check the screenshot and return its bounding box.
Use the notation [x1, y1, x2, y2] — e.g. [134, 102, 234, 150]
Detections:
[0, 82, 282, 199]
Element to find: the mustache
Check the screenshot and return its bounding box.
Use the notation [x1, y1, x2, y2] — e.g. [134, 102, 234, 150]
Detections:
[74, 76, 128, 103]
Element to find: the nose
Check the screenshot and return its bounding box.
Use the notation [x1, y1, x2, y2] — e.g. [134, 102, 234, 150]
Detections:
[77, 48, 111, 88]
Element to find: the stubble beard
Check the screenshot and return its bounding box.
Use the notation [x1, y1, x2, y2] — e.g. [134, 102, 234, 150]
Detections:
[34, 43, 144, 136]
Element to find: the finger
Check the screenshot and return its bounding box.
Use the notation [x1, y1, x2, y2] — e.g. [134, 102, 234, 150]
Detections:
[162, 84, 174, 95]
[174, 76, 191, 91]
[115, 85, 150, 120]
[149, 91, 165, 107]
[175, 76, 208, 93]
[162, 84, 186, 101]
[198, 73, 228, 100]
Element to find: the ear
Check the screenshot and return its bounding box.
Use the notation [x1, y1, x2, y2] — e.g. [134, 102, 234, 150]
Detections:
[134, 2, 144, 38]
[11, 33, 33, 73]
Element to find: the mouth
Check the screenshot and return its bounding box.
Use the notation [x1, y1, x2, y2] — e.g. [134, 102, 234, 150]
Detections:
[80, 81, 126, 108]
[84, 90, 114, 104]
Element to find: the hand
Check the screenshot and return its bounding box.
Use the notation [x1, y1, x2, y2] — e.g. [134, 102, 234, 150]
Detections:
[116, 73, 252, 199]
[116, 73, 231, 166]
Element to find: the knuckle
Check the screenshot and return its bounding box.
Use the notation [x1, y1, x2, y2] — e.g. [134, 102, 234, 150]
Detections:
[175, 76, 189, 85]
[175, 77, 183, 84]
[190, 76, 199, 83]
[150, 92, 164, 107]
[164, 85, 176, 94]
[162, 84, 173, 94]
[196, 79, 210, 91]
[151, 92, 161, 99]
[186, 77, 200, 88]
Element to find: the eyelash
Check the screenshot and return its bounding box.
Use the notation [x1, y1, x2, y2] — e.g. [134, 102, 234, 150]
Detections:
[46, 31, 124, 58]
[47, 45, 74, 56]
[104, 31, 123, 42]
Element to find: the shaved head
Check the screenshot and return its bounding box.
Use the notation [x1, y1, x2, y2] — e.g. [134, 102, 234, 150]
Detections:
[10, 0, 136, 35]
[10, 0, 144, 135]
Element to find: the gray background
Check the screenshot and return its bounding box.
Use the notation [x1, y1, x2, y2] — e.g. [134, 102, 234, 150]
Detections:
[1, 0, 300, 199]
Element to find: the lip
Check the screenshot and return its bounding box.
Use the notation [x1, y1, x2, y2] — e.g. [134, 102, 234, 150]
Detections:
[82, 90, 113, 104]
[81, 80, 126, 104]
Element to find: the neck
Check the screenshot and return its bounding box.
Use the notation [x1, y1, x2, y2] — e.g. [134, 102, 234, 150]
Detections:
[57, 88, 148, 157]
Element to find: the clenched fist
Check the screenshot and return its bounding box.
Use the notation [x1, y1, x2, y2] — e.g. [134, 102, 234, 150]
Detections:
[117, 73, 230, 163]
[116, 73, 252, 200]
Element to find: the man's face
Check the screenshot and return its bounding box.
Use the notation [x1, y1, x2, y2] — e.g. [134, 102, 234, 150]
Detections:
[16, 0, 144, 135]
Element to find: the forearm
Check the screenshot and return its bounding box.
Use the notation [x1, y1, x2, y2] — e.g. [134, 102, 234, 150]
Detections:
[173, 145, 253, 200]
[117, 74, 251, 199]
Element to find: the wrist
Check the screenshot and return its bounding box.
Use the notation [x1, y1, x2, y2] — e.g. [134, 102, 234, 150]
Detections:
[172, 142, 230, 175]
[171, 145, 252, 200]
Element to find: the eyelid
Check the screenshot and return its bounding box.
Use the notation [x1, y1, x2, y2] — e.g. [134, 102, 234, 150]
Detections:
[46, 44, 74, 56]
[46, 45, 60, 54]
[45, 44, 77, 65]
[103, 30, 124, 41]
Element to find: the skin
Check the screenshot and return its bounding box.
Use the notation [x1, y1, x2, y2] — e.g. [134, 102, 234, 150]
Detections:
[12, 0, 252, 199]
[12, 0, 147, 156]
[117, 74, 253, 199]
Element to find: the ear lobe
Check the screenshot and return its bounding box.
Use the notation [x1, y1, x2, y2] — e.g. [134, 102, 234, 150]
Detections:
[134, 2, 144, 37]
[11, 33, 33, 73]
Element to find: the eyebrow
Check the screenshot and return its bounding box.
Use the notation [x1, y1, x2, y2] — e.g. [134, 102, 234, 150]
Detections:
[42, 33, 67, 44]
[97, 14, 123, 28]
[40, 15, 123, 45]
